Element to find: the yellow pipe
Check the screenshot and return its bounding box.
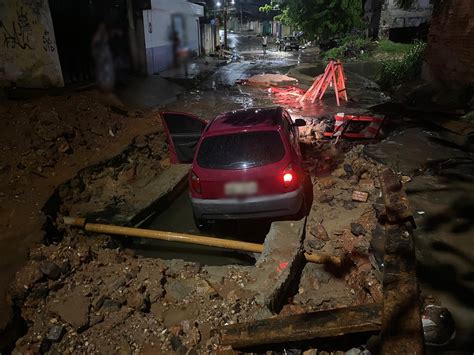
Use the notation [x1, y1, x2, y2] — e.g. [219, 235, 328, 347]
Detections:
[63, 217, 341, 265]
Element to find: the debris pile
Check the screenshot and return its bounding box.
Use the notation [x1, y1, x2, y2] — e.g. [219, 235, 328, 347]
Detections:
[55, 132, 171, 227]
[0, 91, 144, 178]
[293, 144, 383, 313]
[9, 231, 267, 354]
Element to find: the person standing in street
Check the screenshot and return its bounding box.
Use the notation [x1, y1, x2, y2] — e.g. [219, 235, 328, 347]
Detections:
[262, 35, 268, 54]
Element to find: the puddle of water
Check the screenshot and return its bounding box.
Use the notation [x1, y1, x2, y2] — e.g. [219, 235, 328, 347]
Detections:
[133, 188, 270, 266]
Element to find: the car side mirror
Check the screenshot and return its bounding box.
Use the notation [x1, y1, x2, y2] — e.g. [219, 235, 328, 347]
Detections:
[293, 119, 306, 127]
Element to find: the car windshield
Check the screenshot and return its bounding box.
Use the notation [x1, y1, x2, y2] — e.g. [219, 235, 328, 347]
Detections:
[196, 131, 285, 169]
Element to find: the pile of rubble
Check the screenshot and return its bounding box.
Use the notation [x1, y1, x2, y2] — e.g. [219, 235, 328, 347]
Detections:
[54, 132, 171, 227]
[0, 91, 144, 178]
[293, 144, 384, 313]
[8, 140, 387, 353]
[9, 230, 268, 354]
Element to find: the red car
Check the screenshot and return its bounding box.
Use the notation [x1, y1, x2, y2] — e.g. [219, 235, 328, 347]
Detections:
[161, 107, 309, 230]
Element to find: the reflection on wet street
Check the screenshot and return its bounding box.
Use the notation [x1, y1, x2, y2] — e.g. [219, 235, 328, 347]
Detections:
[164, 33, 387, 120]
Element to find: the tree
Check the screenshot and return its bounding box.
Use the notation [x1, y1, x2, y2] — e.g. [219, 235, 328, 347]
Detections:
[260, 0, 363, 40]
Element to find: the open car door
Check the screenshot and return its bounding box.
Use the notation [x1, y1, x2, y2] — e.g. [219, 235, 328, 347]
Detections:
[160, 112, 207, 163]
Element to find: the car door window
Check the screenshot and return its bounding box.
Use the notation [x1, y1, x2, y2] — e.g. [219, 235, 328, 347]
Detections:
[283, 112, 302, 157]
[161, 112, 206, 163]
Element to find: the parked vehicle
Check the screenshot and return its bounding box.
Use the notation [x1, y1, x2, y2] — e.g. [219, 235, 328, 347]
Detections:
[280, 36, 299, 51]
[160, 107, 310, 230]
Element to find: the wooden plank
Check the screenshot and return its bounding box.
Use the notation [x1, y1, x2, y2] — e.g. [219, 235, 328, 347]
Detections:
[379, 169, 425, 355]
[217, 303, 382, 348]
[379, 168, 413, 223]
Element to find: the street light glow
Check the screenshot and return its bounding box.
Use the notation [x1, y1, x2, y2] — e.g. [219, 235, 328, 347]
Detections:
[231, 0, 235, 4]
[216, 1, 221, 7]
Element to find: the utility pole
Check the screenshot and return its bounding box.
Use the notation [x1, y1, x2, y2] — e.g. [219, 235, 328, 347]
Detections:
[216, 0, 234, 49]
[224, 3, 228, 49]
[240, 7, 243, 32]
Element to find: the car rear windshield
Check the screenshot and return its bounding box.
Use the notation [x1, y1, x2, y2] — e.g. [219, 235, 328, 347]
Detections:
[196, 131, 285, 169]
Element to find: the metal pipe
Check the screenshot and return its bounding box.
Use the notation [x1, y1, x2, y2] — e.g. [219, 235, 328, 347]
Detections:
[63, 217, 341, 265]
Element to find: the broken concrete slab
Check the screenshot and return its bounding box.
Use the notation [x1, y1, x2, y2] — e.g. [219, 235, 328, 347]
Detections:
[246, 219, 306, 312]
[50, 293, 90, 331]
[79, 163, 190, 226]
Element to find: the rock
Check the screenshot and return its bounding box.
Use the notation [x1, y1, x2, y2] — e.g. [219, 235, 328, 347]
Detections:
[341, 229, 370, 255]
[164, 279, 195, 302]
[50, 293, 90, 331]
[318, 176, 336, 190]
[358, 178, 375, 192]
[127, 292, 149, 312]
[163, 305, 198, 328]
[314, 190, 334, 203]
[195, 279, 218, 299]
[109, 276, 126, 290]
[40, 261, 61, 280]
[92, 294, 106, 310]
[57, 140, 72, 154]
[401, 175, 412, 184]
[350, 223, 367, 236]
[332, 167, 346, 178]
[46, 325, 65, 342]
[309, 223, 329, 241]
[10, 262, 43, 300]
[133, 135, 148, 148]
[181, 320, 201, 347]
[252, 306, 274, 321]
[307, 238, 326, 250]
[102, 298, 122, 312]
[118, 339, 132, 355]
[343, 201, 356, 210]
[89, 313, 105, 327]
[343, 164, 354, 176]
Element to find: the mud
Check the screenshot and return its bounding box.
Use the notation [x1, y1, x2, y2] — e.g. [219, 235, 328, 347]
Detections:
[0, 90, 162, 334]
[7, 142, 384, 354]
[4, 31, 471, 354]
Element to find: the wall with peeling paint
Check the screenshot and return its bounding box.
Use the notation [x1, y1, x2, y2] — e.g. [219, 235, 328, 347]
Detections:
[0, 0, 64, 88]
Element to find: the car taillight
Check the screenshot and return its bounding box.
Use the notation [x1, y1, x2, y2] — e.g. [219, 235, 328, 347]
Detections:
[282, 164, 296, 188]
[191, 170, 202, 194]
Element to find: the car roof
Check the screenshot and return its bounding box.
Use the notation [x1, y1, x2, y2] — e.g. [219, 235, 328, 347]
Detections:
[204, 107, 284, 135]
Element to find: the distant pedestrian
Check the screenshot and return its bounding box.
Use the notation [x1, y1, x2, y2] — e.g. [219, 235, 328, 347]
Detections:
[262, 35, 268, 54]
[91, 23, 114, 92]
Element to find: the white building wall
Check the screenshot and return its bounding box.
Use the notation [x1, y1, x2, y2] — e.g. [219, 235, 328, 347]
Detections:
[143, 0, 203, 74]
[0, 0, 63, 87]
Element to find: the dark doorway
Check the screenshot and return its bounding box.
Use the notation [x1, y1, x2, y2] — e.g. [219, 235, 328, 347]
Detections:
[388, 22, 430, 43]
[48, 0, 129, 85]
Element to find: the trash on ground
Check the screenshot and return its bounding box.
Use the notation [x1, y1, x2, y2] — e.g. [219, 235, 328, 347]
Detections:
[324, 113, 385, 139]
[238, 73, 299, 87]
[352, 191, 369, 202]
[422, 302, 456, 347]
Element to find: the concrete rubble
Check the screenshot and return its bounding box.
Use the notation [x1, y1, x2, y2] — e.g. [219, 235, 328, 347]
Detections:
[7, 137, 387, 353]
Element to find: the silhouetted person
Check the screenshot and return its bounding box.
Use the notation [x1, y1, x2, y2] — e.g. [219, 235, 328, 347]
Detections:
[91, 23, 114, 92]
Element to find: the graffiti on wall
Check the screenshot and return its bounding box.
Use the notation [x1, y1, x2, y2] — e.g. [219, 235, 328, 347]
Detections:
[21, 0, 43, 17]
[1, 7, 33, 50]
[42, 30, 54, 52]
